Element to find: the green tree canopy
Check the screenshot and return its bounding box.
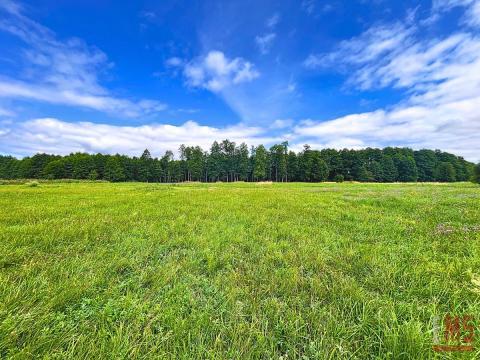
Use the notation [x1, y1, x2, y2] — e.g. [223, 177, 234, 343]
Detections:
[0, 142, 474, 184]
[435, 162, 456, 182]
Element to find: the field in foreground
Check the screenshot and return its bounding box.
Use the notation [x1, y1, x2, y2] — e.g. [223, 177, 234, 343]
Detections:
[0, 182, 479, 359]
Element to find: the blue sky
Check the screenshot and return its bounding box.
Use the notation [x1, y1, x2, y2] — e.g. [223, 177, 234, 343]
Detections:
[0, 0, 479, 161]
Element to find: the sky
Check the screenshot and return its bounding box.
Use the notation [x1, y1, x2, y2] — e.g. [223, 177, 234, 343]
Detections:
[0, 0, 479, 161]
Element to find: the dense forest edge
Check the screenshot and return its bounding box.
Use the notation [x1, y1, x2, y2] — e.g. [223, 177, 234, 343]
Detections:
[1, 140, 479, 183]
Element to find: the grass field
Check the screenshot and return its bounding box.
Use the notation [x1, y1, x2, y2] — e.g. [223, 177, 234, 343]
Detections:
[1, 182, 479, 359]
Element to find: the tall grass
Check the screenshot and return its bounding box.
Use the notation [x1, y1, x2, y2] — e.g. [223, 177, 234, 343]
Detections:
[0, 182, 479, 358]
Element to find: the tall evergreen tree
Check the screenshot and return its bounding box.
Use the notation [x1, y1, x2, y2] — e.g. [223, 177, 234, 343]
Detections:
[287, 151, 299, 182]
[253, 145, 268, 181]
[160, 151, 174, 182]
[72, 154, 96, 179]
[380, 156, 398, 182]
[269, 143, 288, 182]
[310, 152, 329, 182]
[104, 157, 125, 182]
[414, 150, 437, 181]
[188, 146, 205, 181]
[394, 155, 418, 182]
[42, 160, 66, 179]
[221, 140, 236, 181]
[357, 164, 374, 182]
[298, 145, 313, 181]
[237, 143, 250, 181]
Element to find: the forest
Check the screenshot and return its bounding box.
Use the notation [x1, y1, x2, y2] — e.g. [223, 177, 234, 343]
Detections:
[0, 140, 477, 183]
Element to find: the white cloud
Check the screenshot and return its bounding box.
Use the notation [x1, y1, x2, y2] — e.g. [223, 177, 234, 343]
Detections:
[165, 57, 183, 67]
[0, 0, 21, 15]
[139, 10, 156, 21]
[429, 0, 480, 27]
[293, 97, 480, 161]
[0, 105, 14, 117]
[0, 118, 280, 157]
[432, 0, 474, 11]
[302, 0, 316, 15]
[0, 1, 166, 117]
[304, 22, 480, 102]
[183, 51, 259, 92]
[301, 0, 333, 15]
[270, 119, 294, 129]
[465, 1, 480, 27]
[176, 108, 200, 114]
[255, 33, 276, 55]
[266, 13, 280, 28]
[303, 23, 415, 71]
[0, 80, 167, 117]
[298, 10, 480, 162]
[286, 82, 297, 93]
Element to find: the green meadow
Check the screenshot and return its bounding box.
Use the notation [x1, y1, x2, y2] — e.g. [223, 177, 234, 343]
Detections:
[1, 181, 479, 359]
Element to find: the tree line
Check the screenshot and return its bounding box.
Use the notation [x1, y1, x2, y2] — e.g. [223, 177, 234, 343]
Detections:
[0, 140, 477, 183]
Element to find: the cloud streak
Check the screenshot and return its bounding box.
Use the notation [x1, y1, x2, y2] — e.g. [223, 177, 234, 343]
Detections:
[0, 1, 166, 117]
[255, 33, 276, 55]
[432, 0, 480, 27]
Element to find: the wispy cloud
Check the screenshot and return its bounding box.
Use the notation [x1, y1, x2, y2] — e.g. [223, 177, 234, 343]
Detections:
[270, 119, 293, 129]
[266, 13, 280, 28]
[428, 0, 480, 27]
[303, 23, 415, 73]
[301, 0, 316, 15]
[139, 10, 156, 21]
[255, 33, 276, 55]
[0, 1, 166, 117]
[0, 105, 14, 117]
[301, 0, 333, 16]
[464, 0, 480, 27]
[0, 0, 21, 15]
[165, 57, 183, 67]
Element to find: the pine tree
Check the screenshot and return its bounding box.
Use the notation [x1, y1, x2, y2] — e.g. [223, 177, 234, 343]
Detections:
[287, 151, 298, 182]
[310, 153, 329, 182]
[207, 141, 222, 182]
[414, 150, 437, 181]
[380, 156, 397, 182]
[298, 145, 313, 181]
[394, 155, 418, 182]
[88, 170, 99, 180]
[237, 143, 250, 181]
[42, 160, 65, 179]
[357, 164, 374, 182]
[253, 145, 267, 181]
[104, 157, 125, 182]
[141, 149, 152, 161]
[72, 154, 95, 179]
